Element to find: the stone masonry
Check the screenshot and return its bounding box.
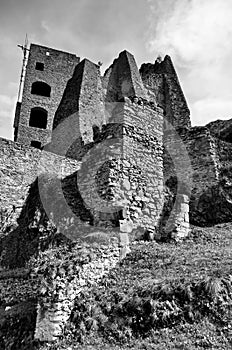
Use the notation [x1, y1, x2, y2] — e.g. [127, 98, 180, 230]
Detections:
[14, 44, 80, 147]
[1, 43, 232, 342]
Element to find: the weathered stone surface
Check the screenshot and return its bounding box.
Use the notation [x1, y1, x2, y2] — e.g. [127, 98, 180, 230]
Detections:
[0, 137, 80, 213]
[52, 58, 106, 157]
[104, 50, 147, 102]
[34, 242, 120, 341]
[140, 55, 191, 130]
[3, 45, 232, 343]
[14, 44, 80, 147]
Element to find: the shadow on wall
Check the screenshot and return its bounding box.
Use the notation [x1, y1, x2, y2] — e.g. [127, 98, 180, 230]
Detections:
[190, 183, 232, 227]
[0, 173, 91, 268]
[0, 170, 123, 268]
[0, 177, 59, 268]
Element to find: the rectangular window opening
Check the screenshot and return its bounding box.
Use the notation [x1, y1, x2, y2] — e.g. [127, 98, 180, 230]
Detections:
[30, 140, 42, 149]
[35, 62, 44, 71]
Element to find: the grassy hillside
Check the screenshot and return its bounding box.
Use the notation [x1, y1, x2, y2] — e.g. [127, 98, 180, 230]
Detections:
[36, 223, 232, 350]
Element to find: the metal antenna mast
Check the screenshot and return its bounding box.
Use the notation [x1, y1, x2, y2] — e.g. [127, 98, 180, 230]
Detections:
[17, 34, 30, 102]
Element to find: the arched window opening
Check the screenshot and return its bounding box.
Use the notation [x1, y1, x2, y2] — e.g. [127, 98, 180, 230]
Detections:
[29, 107, 48, 129]
[31, 81, 51, 97]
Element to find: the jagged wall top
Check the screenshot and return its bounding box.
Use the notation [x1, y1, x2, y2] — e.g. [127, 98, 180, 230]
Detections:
[140, 55, 191, 130]
[103, 50, 148, 101]
[51, 50, 190, 157]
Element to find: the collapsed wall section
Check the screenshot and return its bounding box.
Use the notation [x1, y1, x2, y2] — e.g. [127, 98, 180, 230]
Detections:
[140, 55, 191, 130]
[103, 50, 147, 103]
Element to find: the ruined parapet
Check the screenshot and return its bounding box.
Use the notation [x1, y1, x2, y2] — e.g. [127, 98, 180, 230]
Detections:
[140, 55, 191, 130]
[103, 50, 147, 104]
[52, 59, 106, 158]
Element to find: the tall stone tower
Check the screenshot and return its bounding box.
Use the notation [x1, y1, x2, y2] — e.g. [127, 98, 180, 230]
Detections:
[14, 44, 80, 148]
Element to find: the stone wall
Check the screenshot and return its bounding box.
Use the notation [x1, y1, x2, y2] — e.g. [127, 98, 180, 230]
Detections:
[140, 55, 191, 130]
[183, 127, 219, 197]
[162, 126, 219, 228]
[103, 50, 147, 102]
[181, 128, 219, 225]
[14, 44, 80, 147]
[51, 59, 106, 160]
[34, 242, 120, 341]
[206, 118, 232, 143]
[76, 98, 163, 235]
[0, 137, 80, 217]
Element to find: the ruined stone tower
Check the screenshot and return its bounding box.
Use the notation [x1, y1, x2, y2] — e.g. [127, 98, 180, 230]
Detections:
[2, 41, 232, 344]
[8, 44, 193, 239]
[14, 44, 80, 148]
[44, 51, 164, 235]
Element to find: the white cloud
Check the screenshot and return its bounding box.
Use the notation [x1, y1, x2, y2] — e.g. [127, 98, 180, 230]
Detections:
[192, 98, 232, 126]
[147, 0, 232, 66]
[146, 0, 232, 125]
[0, 94, 15, 140]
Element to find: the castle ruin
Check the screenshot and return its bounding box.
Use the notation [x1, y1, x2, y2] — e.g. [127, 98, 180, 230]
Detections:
[1, 43, 232, 342]
[0, 43, 232, 253]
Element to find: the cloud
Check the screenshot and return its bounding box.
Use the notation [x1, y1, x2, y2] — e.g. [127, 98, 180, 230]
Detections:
[0, 94, 15, 139]
[147, 0, 232, 66]
[146, 0, 232, 125]
[0, 0, 151, 139]
[192, 98, 232, 126]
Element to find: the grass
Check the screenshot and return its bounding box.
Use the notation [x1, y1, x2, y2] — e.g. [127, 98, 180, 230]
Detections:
[37, 223, 232, 350]
[1, 223, 232, 349]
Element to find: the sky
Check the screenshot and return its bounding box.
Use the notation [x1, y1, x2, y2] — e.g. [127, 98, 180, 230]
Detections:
[0, 0, 232, 140]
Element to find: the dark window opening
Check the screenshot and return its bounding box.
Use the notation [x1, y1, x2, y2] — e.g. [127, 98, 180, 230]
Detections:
[35, 62, 44, 71]
[31, 140, 42, 149]
[31, 81, 51, 97]
[29, 107, 48, 129]
[14, 127, 18, 141]
[93, 125, 101, 141]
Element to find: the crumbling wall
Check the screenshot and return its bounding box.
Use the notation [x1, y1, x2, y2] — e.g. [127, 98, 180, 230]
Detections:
[34, 242, 120, 342]
[0, 137, 80, 220]
[119, 99, 163, 233]
[140, 55, 191, 130]
[103, 50, 147, 103]
[77, 98, 163, 235]
[181, 128, 220, 225]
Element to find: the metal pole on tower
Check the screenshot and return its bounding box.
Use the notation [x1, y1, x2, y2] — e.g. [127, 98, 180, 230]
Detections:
[17, 34, 30, 102]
